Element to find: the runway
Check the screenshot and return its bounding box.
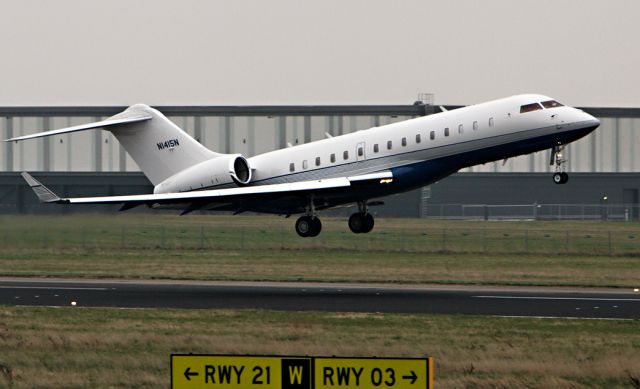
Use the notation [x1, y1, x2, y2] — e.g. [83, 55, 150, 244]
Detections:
[1, 278, 638, 319]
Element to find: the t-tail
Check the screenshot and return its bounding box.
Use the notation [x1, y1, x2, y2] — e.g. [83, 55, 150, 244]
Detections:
[5, 104, 220, 186]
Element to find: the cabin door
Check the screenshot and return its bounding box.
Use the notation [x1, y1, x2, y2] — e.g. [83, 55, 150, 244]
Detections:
[356, 142, 366, 161]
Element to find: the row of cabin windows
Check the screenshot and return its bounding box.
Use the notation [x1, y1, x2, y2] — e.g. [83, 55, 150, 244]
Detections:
[288, 117, 495, 172]
[290, 150, 350, 172]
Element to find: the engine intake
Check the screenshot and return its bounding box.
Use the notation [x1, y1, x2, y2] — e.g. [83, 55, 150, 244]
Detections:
[231, 155, 251, 185]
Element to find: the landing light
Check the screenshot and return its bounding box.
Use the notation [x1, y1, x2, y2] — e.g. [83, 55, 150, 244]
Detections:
[634, 288, 639, 293]
[379, 178, 393, 184]
[71, 301, 77, 306]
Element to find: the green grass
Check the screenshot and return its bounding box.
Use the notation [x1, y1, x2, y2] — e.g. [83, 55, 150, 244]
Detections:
[1, 214, 640, 287]
[2, 214, 640, 254]
[0, 306, 638, 388]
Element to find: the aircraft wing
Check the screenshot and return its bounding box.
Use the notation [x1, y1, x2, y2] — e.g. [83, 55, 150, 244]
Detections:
[21, 171, 393, 214]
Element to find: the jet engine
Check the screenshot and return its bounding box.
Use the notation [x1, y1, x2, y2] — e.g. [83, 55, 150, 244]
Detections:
[154, 154, 252, 193]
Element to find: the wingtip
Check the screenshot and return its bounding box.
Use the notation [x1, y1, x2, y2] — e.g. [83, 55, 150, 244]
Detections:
[21, 172, 39, 187]
[20, 172, 62, 203]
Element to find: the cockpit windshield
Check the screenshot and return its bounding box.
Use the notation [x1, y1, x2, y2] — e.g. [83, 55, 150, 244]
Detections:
[520, 103, 543, 114]
[541, 100, 563, 108]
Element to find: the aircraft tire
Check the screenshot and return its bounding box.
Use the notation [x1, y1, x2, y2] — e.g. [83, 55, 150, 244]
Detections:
[295, 216, 312, 237]
[553, 173, 563, 185]
[309, 217, 322, 237]
[561, 172, 569, 184]
[361, 213, 374, 233]
[348, 213, 364, 233]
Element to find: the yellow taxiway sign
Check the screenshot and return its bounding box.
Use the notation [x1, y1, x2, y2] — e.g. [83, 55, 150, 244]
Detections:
[171, 355, 433, 389]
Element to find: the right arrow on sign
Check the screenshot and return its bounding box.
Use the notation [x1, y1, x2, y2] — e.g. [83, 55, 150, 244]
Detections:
[402, 370, 417, 384]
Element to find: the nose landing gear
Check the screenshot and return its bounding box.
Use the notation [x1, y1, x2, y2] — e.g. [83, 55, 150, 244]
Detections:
[552, 172, 569, 185]
[550, 144, 569, 184]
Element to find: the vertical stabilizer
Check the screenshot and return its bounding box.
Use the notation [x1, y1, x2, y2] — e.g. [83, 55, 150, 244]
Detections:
[107, 104, 218, 185]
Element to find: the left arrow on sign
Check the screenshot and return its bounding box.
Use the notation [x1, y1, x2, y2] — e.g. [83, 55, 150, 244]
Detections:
[402, 370, 417, 384]
[184, 367, 199, 381]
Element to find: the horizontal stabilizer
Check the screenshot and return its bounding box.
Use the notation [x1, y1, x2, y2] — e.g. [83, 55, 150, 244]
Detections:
[4, 115, 152, 142]
[21, 172, 63, 203]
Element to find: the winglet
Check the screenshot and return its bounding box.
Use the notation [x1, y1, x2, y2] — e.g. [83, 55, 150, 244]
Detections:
[20, 172, 65, 203]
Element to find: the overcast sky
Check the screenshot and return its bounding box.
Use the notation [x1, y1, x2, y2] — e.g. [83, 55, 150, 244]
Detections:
[1, 0, 638, 107]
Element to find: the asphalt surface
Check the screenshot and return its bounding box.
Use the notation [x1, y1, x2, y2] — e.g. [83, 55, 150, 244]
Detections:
[0, 278, 639, 319]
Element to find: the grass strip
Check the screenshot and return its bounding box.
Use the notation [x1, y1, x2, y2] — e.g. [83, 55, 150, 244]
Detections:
[1, 249, 639, 288]
[0, 306, 638, 388]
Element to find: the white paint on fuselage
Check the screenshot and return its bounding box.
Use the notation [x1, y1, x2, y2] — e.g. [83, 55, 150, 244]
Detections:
[246, 94, 598, 185]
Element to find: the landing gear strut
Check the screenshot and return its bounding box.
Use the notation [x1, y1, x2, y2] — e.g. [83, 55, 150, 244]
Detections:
[295, 196, 322, 237]
[550, 144, 569, 184]
[348, 201, 375, 234]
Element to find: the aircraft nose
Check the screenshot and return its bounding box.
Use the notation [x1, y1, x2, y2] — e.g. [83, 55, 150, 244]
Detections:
[575, 109, 600, 128]
[584, 112, 600, 128]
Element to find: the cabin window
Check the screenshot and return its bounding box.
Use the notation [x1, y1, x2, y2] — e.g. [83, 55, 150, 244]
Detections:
[401, 137, 407, 147]
[444, 128, 450, 137]
[315, 157, 321, 166]
[374, 144, 379, 153]
[302, 160, 308, 169]
[456, 125, 462, 134]
[330, 153, 336, 163]
[541, 100, 563, 108]
[473, 121, 478, 131]
[357, 147, 364, 157]
[387, 140, 392, 150]
[489, 117, 494, 127]
[289, 163, 295, 172]
[520, 103, 543, 113]
[430, 130, 435, 140]
[343, 150, 349, 160]
[415, 134, 421, 143]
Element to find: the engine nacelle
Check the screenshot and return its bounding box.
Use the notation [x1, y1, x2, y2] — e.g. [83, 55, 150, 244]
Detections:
[154, 154, 252, 194]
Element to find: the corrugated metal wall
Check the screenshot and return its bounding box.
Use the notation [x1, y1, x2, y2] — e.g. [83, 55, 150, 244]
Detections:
[1, 107, 638, 173]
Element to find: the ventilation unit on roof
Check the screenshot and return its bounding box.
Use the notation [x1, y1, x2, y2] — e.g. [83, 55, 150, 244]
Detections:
[414, 93, 434, 106]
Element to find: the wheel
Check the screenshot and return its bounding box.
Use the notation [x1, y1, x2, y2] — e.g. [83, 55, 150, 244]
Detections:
[308, 217, 322, 237]
[561, 172, 569, 184]
[361, 213, 374, 233]
[295, 216, 312, 237]
[553, 173, 563, 184]
[295, 216, 322, 237]
[348, 213, 364, 233]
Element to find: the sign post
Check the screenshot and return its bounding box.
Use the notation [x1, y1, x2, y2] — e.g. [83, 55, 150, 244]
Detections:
[171, 355, 433, 389]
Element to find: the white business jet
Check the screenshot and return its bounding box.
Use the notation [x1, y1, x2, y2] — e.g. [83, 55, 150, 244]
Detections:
[7, 94, 599, 237]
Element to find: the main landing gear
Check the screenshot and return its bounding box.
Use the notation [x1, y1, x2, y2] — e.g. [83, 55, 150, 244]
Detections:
[348, 201, 375, 234]
[348, 212, 374, 234]
[550, 144, 569, 184]
[295, 197, 322, 237]
[295, 215, 322, 237]
[293, 200, 376, 237]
